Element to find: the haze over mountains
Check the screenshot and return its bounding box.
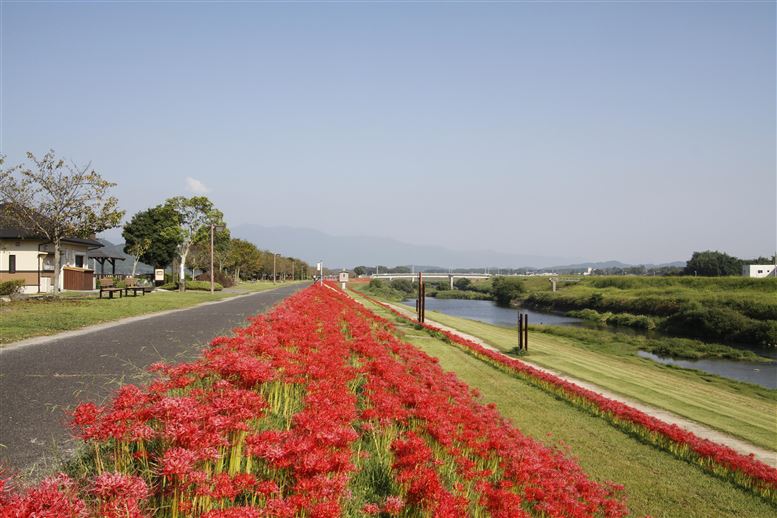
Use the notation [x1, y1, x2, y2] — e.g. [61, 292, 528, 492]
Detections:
[98, 225, 684, 272]
[230, 224, 682, 270]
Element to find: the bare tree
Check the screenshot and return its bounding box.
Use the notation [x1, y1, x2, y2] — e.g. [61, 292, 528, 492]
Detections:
[126, 237, 151, 277]
[0, 151, 124, 294]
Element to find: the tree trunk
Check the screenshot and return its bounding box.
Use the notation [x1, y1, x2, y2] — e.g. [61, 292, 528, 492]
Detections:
[179, 251, 188, 292]
[234, 267, 240, 284]
[53, 240, 62, 295]
[131, 257, 139, 277]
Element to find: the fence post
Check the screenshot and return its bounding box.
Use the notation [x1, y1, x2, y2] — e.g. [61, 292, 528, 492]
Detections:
[518, 312, 523, 350]
[523, 314, 528, 351]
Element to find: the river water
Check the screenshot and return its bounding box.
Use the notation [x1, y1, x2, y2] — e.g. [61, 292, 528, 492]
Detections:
[407, 297, 584, 327]
[407, 296, 777, 389]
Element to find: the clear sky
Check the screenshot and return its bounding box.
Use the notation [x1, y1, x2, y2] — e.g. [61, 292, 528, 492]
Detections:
[2, 1, 775, 265]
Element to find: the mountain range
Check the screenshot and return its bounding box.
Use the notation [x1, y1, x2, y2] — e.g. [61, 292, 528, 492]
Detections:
[229, 224, 683, 270]
[94, 239, 154, 275]
[95, 226, 684, 273]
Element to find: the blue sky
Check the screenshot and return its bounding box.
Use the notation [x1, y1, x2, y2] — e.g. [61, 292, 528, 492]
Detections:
[2, 1, 775, 264]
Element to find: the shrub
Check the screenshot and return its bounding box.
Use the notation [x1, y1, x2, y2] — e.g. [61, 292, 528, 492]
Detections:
[195, 271, 235, 288]
[389, 278, 415, 294]
[608, 313, 657, 330]
[159, 280, 222, 291]
[661, 306, 774, 347]
[435, 290, 493, 300]
[454, 277, 472, 290]
[491, 276, 525, 306]
[0, 279, 24, 296]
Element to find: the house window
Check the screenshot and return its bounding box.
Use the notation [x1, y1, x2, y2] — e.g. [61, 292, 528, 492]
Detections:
[9, 255, 16, 273]
[75, 255, 84, 268]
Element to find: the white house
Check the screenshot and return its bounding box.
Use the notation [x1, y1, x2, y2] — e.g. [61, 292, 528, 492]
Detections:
[0, 207, 104, 294]
[742, 264, 776, 278]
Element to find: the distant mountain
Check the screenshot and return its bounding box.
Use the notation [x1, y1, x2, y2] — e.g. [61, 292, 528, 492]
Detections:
[94, 239, 154, 275]
[230, 224, 580, 269]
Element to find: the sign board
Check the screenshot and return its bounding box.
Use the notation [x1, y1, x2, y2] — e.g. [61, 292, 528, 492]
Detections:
[154, 269, 165, 282]
[316, 262, 322, 271]
[338, 272, 349, 283]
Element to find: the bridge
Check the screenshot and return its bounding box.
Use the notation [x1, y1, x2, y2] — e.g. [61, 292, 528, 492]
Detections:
[371, 272, 491, 289]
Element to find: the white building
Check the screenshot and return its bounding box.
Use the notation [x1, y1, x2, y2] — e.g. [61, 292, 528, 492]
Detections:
[1, 206, 104, 294]
[742, 264, 776, 278]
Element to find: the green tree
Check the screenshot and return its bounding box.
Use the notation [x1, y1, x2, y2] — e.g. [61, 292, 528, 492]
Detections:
[0, 151, 124, 294]
[122, 204, 181, 270]
[491, 276, 525, 306]
[226, 239, 261, 282]
[683, 251, 743, 277]
[353, 266, 367, 276]
[454, 277, 472, 290]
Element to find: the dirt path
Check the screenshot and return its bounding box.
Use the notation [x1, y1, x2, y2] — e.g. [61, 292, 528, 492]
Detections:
[377, 299, 777, 468]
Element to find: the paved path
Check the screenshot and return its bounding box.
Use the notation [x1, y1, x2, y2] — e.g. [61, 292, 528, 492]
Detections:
[378, 300, 777, 468]
[0, 283, 308, 476]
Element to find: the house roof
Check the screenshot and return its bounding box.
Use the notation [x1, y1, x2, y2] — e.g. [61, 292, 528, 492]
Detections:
[88, 248, 126, 261]
[0, 203, 104, 248]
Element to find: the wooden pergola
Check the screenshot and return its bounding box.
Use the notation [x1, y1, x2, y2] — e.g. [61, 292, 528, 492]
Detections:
[88, 248, 126, 276]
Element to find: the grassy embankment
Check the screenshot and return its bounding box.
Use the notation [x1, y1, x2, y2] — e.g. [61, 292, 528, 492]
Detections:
[353, 292, 777, 517]
[522, 276, 777, 349]
[378, 275, 777, 359]
[0, 281, 299, 345]
[395, 302, 777, 451]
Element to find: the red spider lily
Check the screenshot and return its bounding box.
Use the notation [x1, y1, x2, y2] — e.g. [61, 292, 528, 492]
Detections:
[1, 285, 631, 516]
[90, 472, 149, 518]
[0, 474, 86, 518]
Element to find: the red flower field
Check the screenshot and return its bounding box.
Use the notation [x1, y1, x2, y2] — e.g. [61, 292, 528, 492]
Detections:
[0, 285, 628, 517]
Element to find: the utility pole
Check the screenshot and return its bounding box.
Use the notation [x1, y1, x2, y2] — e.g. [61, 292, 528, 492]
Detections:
[273, 253, 278, 283]
[210, 223, 225, 293]
[210, 224, 215, 293]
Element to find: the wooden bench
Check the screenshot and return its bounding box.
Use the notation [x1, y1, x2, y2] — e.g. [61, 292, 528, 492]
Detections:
[99, 278, 123, 299]
[123, 277, 146, 297]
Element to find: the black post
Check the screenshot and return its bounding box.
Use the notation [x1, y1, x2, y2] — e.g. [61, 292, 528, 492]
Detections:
[523, 313, 528, 351]
[518, 312, 523, 350]
[422, 282, 426, 322]
[419, 273, 426, 323]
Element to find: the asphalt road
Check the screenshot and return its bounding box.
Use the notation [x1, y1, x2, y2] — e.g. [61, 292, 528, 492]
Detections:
[0, 282, 308, 477]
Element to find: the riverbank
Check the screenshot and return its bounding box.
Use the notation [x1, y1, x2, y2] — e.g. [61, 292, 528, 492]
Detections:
[357, 276, 777, 361]
[392, 300, 776, 450]
[522, 276, 777, 348]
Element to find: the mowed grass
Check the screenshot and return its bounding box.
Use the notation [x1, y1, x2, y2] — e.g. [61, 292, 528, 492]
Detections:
[400, 304, 777, 451]
[358, 296, 777, 517]
[0, 281, 291, 345]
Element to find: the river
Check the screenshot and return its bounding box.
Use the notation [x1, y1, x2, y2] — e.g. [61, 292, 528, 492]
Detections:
[407, 297, 584, 327]
[406, 296, 777, 389]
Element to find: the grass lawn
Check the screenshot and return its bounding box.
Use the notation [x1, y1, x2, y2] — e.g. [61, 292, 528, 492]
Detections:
[0, 281, 301, 346]
[358, 295, 777, 517]
[394, 302, 777, 451]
